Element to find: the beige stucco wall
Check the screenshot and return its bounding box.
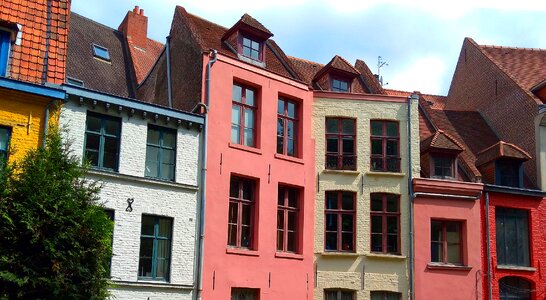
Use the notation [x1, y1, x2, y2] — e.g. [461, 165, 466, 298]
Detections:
[313, 95, 420, 300]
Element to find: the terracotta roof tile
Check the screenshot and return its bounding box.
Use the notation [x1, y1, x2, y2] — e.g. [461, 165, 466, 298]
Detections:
[420, 129, 465, 153]
[475, 141, 531, 167]
[239, 13, 272, 36]
[129, 38, 164, 84]
[355, 59, 384, 94]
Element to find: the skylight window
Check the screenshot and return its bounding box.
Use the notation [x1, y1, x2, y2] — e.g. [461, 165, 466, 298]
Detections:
[66, 77, 84, 87]
[92, 44, 110, 61]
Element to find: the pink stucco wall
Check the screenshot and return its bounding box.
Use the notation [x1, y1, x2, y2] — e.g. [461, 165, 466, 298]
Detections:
[413, 178, 483, 300]
[200, 54, 315, 299]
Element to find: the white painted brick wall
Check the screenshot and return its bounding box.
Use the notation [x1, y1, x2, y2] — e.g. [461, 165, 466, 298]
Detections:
[60, 101, 201, 299]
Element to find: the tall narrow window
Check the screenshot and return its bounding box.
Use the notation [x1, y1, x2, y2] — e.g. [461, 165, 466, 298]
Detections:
[277, 186, 299, 252]
[496, 207, 530, 267]
[84, 112, 121, 171]
[430, 220, 462, 265]
[241, 36, 261, 61]
[371, 120, 400, 172]
[370, 193, 400, 254]
[325, 118, 356, 170]
[138, 215, 172, 281]
[0, 30, 11, 77]
[325, 191, 355, 252]
[371, 291, 402, 300]
[325, 289, 355, 300]
[231, 288, 259, 300]
[228, 176, 256, 249]
[331, 78, 350, 92]
[0, 126, 11, 163]
[232, 83, 257, 147]
[277, 98, 298, 157]
[145, 125, 176, 181]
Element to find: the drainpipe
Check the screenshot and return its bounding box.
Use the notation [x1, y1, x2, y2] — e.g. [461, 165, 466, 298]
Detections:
[166, 36, 173, 108]
[408, 93, 418, 300]
[485, 192, 493, 300]
[41, 0, 52, 84]
[194, 49, 217, 300]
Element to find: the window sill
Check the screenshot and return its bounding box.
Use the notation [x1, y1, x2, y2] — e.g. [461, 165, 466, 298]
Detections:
[496, 265, 536, 272]
[366, 171, 405, 177]
[112, 280, 192, 290]
[319, 251, 360, 257]
[427, 262, 472, 271]
[274, 153, 304, 164]
[226, 247, 260, 257]
[275, 252, 304, 260]
[366, 253, 406, 260]
[87, 169, 198, 190]
[322, 169, 360, 175]
[228, 142, 262, 155]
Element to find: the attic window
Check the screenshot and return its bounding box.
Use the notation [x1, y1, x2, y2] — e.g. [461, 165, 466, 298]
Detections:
[66, 77, 84, 87]
[331, 77, 350, 92]
[0, 30, 12, 77]
[241, 36, 261, 61]
[92, 44, 110, 61]
[431, 154, 455, 179]
[496, 159, 522, 188]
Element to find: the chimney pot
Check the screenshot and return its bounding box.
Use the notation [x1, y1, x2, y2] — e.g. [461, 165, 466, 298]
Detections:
[133, 6, 139, 13]
[140, 9, 144, 15]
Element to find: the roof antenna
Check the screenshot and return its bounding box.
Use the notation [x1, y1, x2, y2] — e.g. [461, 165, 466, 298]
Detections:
[376, 56, 389, 86]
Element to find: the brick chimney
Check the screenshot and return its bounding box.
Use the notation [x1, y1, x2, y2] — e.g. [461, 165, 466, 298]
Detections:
[118, 6, 148, 49]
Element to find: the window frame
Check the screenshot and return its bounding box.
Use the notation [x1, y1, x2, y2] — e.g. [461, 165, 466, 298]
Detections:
[0, 29, 12, 77]
[324, 191, 356, 252]
[138, 215, 173, 281]
[84, 111, 122, 171]
[325, 117, 357, 170]
[231, 287, 260, 300]
[276, 186, 300, 253]
[324, 289, 355, 300]
[239, 35, 262, 61]
[370, 291, 402, 300]
[228, 176, 257, 249]
[499, 276, 532, 300]
[495, 207, 530, 267]
[330, 75, 351, 92]
[370, 120, 400, 172]
[370, 193, 401, 255]
[430, 219, 463, 265]
[276, 98, 298, 157]
[431, 154, 456, 179]
[92, 43, 111, 61]
[0, 126, 11, 163]
[231, 83, 258, 148]
[495, 159, 522, 188]
[145, 124, 177, 181]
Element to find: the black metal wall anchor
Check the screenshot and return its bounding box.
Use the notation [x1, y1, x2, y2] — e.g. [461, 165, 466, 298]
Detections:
[126, 198, 134, 212]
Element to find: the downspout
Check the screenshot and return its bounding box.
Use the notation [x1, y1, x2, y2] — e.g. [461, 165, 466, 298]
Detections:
[41, 0, 52, 84]
[485, 192, 493, 300]
[194, 49, 217, 300]
[166, 36, 173, 108]
[408, 93, 417, 300]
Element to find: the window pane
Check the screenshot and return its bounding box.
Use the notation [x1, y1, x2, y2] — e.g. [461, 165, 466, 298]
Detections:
[147, 127, 160, 145]
[277, 229, 284, 251]
[371, 157, 383, 171]
[387, 235, 398, 253]
[156, 258, 169, 279]
[141, 216, 155, 236]
[0, 127, 9, 152]
[231, 125, 240, 144]
[342, 119, 354, 134]
[162, 131, 176, 148]
[104, 118, 120, 136]
[287, 121, 295, 139]
[228, 224, 237, 246]
[341, 214, 353, 231]
[138, 257, 152, 277]
[371, 195, 383, 211]
[277, 136, 284, 154]
[244, 128, 254, 147]
[342, 193, 354, 210]
[431, 241, 442, 262]
[326, 118, 338, 133]
[146, 146, 159, 164]
[371, 121, 383, 136]
[430, 221, 442, 242]
[325, 213, 338, 231]
[232, 105, 241, 125]
[278, 99, 284, 114]
[386, 195, 398, 212]
[371, 234, 382, 252]
[229, 202, 238, 223]
[244, 109, 254, 129]
[371, 216, 382, 233]
[163, 149, 175, 164]
[157, 240, 171, 259]
[327, 138, 339, 153]
[447, 242, 460, 264]
[86, 115, 101, 133]
[277, 118, 284, 137]
[103, 136, 119, 169]
[325, 193, 338, 209]
[386, 140, 398, 155]
[287, 231, 296, 252]
[341, 232, 353, 251]
[242, 180, 253, 200]
[158, 218, 172, 238]
[342, 137, 354, 155]
[371, 139, 382, 155]
[241, 226, 251, 248]
[288, 211, 297, 230]
[325, 232, 338, 251]
[233, 85, 242, 102]
[386, 122, 398, 137]
[387, 216, 398, 234]
[287, 102, 296, 118]
[288, 189, 297, 207]
[139, 238, 153, 257]
[245, 88, 255, 106]
[242, 204, 251, 225]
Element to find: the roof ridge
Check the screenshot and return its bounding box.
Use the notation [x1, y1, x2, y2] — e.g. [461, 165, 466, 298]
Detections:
[480, 44, 546, 53]
[186, 10, 229, 30]
[288, 55, 324, 67]
[333, 54, 360, 74]
[71, 11, 122, 34]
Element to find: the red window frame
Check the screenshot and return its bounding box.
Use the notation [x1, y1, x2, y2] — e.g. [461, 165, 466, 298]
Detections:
[324, 289, 355, 300]
[430, 220, 463, 265]
[231, 83, 257, 147]
[370, 193, 400, 254]
[277, 186, 299, 253]
[228, 176, 256, 249]
[324, 191, 356, 252]
[370, 291, 402, 300]
[431, 154, 455, 179]
[277, 98, 298, 157]
[370, 120, 400, 172]
[325, 117, 356, 170]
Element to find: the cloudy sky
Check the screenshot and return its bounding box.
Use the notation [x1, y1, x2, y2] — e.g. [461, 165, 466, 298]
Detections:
[71, 0, 546, 95]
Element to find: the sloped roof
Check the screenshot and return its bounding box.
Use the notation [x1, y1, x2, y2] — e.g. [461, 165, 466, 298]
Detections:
[355, 59, 385, 94]
[287, 56, 323, 85]
[67, 12, 135, 98]
[475, 141, 531, 167]
[129, 38, 164, 84]
[386, 89, 447, 109]
[479, 42, 546, 95]
[174, 6, 297, 80]
[313, 55, 360, 81]
[222, 13, 273, 40]
[420, 129, 465, 153]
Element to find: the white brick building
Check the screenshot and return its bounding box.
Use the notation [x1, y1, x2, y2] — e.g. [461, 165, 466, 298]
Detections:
[59, 85, 204, 299]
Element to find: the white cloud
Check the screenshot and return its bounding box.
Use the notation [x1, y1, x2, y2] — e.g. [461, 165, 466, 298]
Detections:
[386, 56, 446, 95]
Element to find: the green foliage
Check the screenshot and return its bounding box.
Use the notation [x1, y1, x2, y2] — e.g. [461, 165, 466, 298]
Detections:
[0, 128, 113, 299]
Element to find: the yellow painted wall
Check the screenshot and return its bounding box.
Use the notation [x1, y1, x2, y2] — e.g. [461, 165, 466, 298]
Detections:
[312, 95, 420, 300]
[0, 88, 56, 163]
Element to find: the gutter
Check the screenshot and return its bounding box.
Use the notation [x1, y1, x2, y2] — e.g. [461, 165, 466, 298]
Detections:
[408, 93, 418, 300]
[194, 49, 217, 300]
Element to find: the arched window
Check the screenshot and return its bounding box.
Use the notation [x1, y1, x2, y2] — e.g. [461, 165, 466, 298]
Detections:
[499, 276, 532, 300]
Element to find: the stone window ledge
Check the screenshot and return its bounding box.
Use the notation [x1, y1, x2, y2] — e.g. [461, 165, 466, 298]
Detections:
[427, 262, 472, 271]
[496, 265, 536, 272]
[112, 280, 193, 290]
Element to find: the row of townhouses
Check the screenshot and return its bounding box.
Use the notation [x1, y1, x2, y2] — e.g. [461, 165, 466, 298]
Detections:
[1, 1, 546, 299]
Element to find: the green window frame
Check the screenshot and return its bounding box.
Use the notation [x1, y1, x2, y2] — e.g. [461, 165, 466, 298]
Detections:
[138, 215, 173, 281]
[84, 112, 121, 171]
[0, 126, 11, 163]
[145, 125, 176, 181]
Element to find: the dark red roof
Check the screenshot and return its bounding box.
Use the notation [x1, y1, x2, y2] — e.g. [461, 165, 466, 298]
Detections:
[475, 141, 531, 167]
[420, 129, 465, 153]
[355, 59, 385, 94]
[129, 38, 164, 84]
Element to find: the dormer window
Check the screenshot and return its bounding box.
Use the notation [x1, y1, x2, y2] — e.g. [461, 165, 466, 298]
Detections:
[331, 77, 350, 92]
[242, 36, 261, 61]
[496, 159, 522, 187]
[0, 29, 13, 77]
[432, 154, 455, 179]
[93, 44, 110, 61]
